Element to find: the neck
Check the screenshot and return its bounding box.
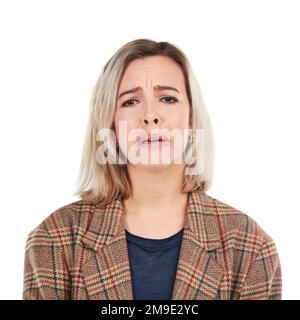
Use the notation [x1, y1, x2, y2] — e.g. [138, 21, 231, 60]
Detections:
[122, 164, 188, 220]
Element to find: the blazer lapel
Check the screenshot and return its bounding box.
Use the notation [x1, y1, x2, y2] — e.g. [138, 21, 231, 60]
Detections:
[81, 191, 225, 300]
[171, 191, 225, 299]
[81, 197, 133, 299]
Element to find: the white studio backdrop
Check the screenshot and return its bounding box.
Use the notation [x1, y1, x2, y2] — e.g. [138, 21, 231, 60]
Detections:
[0, 0, 299, 299]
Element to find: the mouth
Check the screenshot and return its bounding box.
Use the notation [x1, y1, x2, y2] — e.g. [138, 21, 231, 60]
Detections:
[141, 133, 169, 143]
[137, 134, 170, 148]
[141, 137, 166, 144]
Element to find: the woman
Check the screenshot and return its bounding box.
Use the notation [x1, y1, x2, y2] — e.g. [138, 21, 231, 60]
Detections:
[23, 38, 282, 300]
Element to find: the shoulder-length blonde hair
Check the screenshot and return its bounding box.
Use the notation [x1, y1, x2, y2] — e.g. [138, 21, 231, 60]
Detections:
[73, 38, 214, 207]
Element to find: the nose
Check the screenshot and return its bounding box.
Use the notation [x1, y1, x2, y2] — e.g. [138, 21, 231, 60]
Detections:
[141, 104, 161, 126]
[141, 97, 162, 128]
[142, 115, 160, 126]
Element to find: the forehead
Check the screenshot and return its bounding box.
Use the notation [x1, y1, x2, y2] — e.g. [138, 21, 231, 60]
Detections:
[118, 56, 185, 90]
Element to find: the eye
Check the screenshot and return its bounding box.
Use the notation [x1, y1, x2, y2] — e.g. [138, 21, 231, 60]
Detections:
[121, 96, 178, 107]
[121, 99, 138, 107]
[161, 96, 178, 103]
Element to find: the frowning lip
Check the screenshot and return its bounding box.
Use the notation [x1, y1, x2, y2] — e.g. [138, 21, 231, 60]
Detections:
[138, 133, 170, 144]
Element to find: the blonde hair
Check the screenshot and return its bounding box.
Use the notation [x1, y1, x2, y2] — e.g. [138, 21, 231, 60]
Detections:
[73, 38, 215, 207]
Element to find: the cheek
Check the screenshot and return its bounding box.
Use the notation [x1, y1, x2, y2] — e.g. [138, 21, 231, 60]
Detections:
[114, 112, 138, 143]
[114, 111, 128, 134]
[170, 109, 190, 130]
[115, 109, 139, 123]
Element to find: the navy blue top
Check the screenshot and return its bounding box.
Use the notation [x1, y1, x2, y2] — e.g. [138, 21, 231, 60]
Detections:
[125, 228, 184, 300]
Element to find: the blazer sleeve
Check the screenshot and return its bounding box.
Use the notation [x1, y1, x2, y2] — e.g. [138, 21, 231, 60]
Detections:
[239, 237, 282, 300]
[22, 228, 71, 300]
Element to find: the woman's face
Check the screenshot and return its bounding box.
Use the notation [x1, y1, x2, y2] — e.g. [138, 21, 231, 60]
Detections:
[114, 55, 191, 167]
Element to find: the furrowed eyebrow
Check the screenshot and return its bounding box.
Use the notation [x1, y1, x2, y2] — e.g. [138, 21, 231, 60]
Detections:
[117, 85, 180, 100]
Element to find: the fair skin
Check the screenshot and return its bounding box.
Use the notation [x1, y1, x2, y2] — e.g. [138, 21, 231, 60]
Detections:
[114, 55, 191, 239]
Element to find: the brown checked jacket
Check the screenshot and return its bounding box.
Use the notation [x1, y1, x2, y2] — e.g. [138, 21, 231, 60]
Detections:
[22, 191, 282, 300]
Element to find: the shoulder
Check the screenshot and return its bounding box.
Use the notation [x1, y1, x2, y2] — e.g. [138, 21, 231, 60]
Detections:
[198, 192, 277, 251]
[198, 192, 281, 299]
[25, 199, 96, 249]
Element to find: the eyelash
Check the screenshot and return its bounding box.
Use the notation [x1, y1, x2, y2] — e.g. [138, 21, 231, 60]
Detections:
[121, 96, 178, 107]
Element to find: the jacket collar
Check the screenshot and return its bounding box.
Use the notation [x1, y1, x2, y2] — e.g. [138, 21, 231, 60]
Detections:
[82, 190, 223, 252]
[81, 191, 225, 300]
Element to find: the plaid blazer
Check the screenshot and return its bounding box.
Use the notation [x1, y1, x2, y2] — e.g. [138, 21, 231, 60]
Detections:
[23, 191, 282, 300]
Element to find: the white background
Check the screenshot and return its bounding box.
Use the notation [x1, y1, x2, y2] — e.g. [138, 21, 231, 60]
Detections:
[0, 0, 299, 300]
